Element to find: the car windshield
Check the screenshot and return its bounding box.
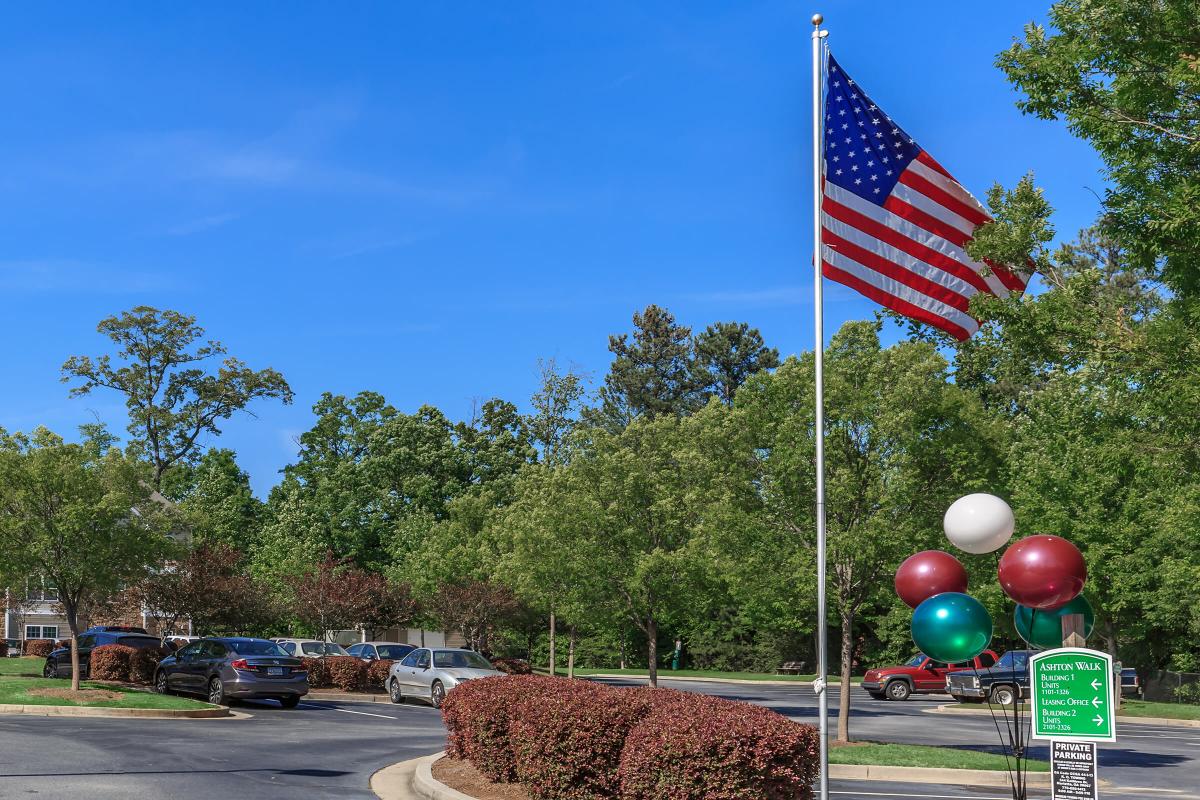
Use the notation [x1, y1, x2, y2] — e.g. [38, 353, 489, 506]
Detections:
[995, 651, 1030, 670]
[230, 641, 290, 657]
[301, 642, 349, 656]
[377, 645, 414, 660]
[433, 650, 493, 670]
[905, 654, 927, 667]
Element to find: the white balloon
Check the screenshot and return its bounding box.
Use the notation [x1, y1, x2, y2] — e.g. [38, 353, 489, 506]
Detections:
[943, 493, 1014, 554]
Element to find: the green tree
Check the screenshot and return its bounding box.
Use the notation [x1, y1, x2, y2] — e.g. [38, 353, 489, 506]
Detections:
[692, 321, 780, 406]
[998, 0, 1200, 297]
[0, 428, 172, 690]
[735, 322, 1001, 741]
[61, 306, 293, 489]
[590, 305, 698, 427]
[526, 358, 588, 466]
[164, 449, 264, 555]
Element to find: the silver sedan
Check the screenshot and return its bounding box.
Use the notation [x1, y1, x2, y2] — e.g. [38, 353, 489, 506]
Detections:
[386, 647, 501, 708]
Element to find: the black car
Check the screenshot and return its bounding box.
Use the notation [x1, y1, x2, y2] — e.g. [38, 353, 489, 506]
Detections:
[154, 637, 308, 708]
[43, 626, 163, 679]
[946, 649, 1033, 705]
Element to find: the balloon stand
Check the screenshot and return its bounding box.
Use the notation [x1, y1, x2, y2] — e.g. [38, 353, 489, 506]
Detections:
[896, 495, 1092, 800]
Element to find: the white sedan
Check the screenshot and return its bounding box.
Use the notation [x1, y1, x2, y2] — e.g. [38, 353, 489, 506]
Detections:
[387, 647, 502, 708]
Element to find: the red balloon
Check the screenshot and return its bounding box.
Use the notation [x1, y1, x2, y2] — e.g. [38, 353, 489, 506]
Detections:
[998, 535, 1087, 610]
[894, 550, 969, 609]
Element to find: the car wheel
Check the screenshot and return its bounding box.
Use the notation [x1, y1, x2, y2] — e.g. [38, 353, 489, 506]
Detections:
[208, 677, 227, 705]
[991, 685, 1016, 706]
[431, 681, 446, 709]
[388, 678, 403, 705]
[278, 695, 300, 709]
[885, 680, 911, 701]
[155, 671, 169, 695]
[43, 661, 56, 679]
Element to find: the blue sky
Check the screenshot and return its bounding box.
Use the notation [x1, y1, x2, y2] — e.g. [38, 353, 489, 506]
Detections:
[0, 2, 1103, 496]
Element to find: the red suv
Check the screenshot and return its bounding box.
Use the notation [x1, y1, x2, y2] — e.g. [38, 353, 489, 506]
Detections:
[862, 650, 998, 701]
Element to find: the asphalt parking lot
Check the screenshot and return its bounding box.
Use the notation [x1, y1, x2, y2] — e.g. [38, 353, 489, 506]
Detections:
[0, 682, 1195, 800]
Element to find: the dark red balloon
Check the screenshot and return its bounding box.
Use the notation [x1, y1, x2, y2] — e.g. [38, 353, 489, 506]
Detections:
[997, 535, 1087, 610]
[894, 550, 969, 609]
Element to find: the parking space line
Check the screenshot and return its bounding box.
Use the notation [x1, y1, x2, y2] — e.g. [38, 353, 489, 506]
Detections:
[830, 792, 1033, 799]
[298, 703, 399, 720]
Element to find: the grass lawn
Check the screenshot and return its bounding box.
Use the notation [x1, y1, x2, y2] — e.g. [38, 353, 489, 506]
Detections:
[1118, 699, 1200, 720]
[0, 677, 212, 710]
[566, 667, 851, 683]
[0, 658, 42, 676]
[830, 742, 1049, 772]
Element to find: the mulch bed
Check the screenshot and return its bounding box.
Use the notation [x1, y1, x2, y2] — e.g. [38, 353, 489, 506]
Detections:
[432, 756, 531, 800]
[26, 688, 125, 703]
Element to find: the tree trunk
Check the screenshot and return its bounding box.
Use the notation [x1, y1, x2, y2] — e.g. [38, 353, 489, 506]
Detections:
[567, 625, 576, 679]
[647, 616, 658, 689]
[64, 602, 81, 692]
[619, 630, 627, 670]
[837, 609, 854, 743]
[548, 609, 556, 677]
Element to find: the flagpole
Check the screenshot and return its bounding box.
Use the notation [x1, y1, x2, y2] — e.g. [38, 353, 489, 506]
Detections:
[810, 12, 830, 800]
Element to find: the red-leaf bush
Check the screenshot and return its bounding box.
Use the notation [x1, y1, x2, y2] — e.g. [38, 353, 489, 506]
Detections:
[618, 692, 820, 800]
[300, 657, 331, 688]
[0, 640, 7, 658]
[129, 647, 169, 685]
[442, 675, 563, 782]
[510, 679, 654, 800]
[90, 644, 136, 681]
[24, 639, 55, 658]
[491, 657, 533, 675]
[441, 676, 819, 800]
[326, 656, 366, 691]
[366, 659, 394, 688]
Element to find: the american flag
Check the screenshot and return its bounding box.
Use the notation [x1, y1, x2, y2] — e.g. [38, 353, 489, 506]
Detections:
[821, 54, 1028, 340]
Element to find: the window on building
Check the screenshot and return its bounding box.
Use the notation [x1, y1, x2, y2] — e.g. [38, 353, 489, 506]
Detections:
[25, 625, 58, 640]
[25, 579, 59, 602]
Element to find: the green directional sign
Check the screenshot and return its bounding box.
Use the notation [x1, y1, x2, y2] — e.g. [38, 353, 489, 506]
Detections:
[1030, 648, 1116, 743]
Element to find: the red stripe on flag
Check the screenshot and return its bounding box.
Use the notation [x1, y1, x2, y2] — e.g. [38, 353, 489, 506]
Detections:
[882, 195, 972, 249]
[822, 196, 991, 294]
[897, 170, 990, 227]
[822, 230, 972, 313]
[983, 258, 1027, 292]
[916, 151, 954, 180]
[822, 260, 973, 341]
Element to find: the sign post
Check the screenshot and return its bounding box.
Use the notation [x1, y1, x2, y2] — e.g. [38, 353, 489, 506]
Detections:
[1031, 648, 1117, 742]
[1051, 741, 1098, 800]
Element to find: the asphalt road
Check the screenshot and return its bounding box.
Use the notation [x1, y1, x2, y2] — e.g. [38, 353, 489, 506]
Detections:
[0, 682, 1194, 800]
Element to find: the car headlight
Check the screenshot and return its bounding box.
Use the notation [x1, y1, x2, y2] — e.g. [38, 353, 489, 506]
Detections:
[971, 676, 980, 688]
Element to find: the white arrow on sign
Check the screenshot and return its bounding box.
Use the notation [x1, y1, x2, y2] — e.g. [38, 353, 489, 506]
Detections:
[1091, 679, 1102, 691]
[1094, 715, 1104, 726]
[1092, 697, 1102, 708]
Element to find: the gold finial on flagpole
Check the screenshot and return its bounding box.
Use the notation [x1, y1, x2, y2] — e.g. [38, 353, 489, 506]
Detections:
[812, 13, 823, 26]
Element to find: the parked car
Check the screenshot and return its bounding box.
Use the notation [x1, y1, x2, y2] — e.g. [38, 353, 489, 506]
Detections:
[1121, 667, 1141, 698]
[164, 635, 200, 649]
[346, 641, 415, 662]
[271, 638, 351, 658]
[946, 649, 1034, 705]
[386, 647, 502, 708]
[43, 627, 163, 679]
[155, 637, 307, 707]
[863, 650, 999, 701]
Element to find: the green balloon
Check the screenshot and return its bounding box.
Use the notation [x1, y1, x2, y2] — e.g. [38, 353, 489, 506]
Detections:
[1014, 595, 1095, 650]
[911, 592, 993, 664]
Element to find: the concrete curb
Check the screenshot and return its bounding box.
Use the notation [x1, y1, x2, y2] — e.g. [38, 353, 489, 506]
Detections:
[309, 690, 392, 703]
[829, 763, 1050, 787]
[372, 752, 1056, 798]
[0, 702, 230, 719]
[928, 703, 1200, 728]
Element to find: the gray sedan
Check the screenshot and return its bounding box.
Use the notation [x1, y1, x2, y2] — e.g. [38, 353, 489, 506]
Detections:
[387, 647, 501, 708]
[155, 637, 308, 708]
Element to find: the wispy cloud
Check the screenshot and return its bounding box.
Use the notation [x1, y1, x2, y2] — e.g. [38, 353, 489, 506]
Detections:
[0, 260, 176, 293]
[164, 212, 239, 236]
